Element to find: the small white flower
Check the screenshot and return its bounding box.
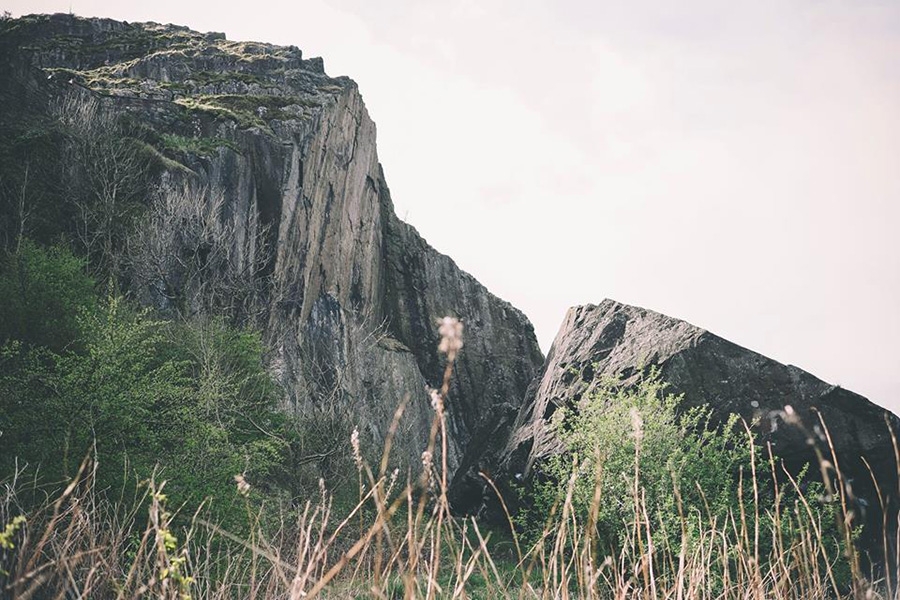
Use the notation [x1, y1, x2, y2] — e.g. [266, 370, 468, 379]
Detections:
[429, 388, 444, 412]
[781, 405, 800, 425]
[234, 473, 251, 496]
[630, 407, 644, 443]
[351, 427, 363, 470]
[437, 316, 463, 359]
[386, 467, 400, 497]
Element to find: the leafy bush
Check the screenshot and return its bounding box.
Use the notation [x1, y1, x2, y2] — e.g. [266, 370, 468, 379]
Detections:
[160, 315, 289, 516]
[516, 370, 849, 587]
[158, 133, 238, 158]
[518, 373, 751, 549]
[0, 240, 97, 351]
[0, 243, 288, 530]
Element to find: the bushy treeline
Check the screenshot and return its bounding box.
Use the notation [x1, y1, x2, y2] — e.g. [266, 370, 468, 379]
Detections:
[0, 240, 289, 530]
[0, 320, 886, 598]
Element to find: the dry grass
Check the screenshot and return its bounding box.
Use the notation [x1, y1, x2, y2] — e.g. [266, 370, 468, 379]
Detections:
[1, 318, 898, 599]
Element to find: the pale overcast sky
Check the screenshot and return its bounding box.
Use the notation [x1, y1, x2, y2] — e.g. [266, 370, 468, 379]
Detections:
[6, 1, 900, 414]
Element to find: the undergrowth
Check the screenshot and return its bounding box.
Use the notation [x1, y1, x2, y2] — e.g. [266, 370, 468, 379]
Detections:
[1, 316, 899, 599]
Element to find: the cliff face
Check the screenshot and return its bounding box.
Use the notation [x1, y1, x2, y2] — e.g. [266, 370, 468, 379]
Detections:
[503, 299, 900, 534]
[0, 14, 544, 480]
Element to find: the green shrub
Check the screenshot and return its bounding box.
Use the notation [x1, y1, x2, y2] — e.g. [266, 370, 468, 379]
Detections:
[0, 284, 288, 530]
[158, 133, 238, 157]
[519, 373, 749, 549]
[516, 370, 849, 587]
[0, 240, 97, 352]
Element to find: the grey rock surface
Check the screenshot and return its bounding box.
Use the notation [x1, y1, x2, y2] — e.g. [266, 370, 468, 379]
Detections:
[0, 14, 544, 481]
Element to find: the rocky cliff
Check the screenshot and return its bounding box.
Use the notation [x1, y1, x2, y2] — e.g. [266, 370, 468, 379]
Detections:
[0, 14, 544, 482]
[501, 299, 900, 542]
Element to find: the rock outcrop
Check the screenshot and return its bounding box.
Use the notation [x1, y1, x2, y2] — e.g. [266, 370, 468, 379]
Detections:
[502, 299, 899, 541]
[0, 14, 544, 480]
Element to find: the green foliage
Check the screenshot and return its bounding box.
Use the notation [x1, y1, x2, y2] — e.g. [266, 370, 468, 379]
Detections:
[517, 370, 849, 580]
[158, 316, 288, 518]
[158, 133, 239, 158]
[519, 373, 753, 550]
[0, 245, 288, 530]
[0, 240, 97, 351]
[0, 111, 69, 247]
[0, 516, 25, 550]
[175, 94, 312, 130]
[207, 94, 314, 115]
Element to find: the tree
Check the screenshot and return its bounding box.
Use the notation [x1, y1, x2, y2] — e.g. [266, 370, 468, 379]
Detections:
[0, 244, 289, 529]
[0, 110, 68, 251]
[52, 92, 150, 280]
[127, 182, 270, 322]
[522, 372, 755, 551]
[0, 240, 96, 352]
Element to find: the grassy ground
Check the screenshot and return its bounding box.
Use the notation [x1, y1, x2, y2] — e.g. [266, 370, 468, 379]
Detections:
[1, 318, 898, 599]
